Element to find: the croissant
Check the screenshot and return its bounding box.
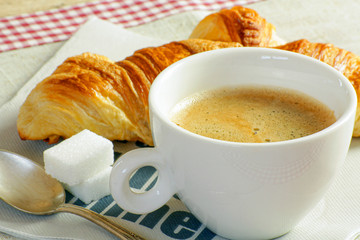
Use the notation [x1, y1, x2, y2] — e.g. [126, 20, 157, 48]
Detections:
[18, 5, 360, 144]
[189, 6, 284, 47]
[17, 39, 242, 145]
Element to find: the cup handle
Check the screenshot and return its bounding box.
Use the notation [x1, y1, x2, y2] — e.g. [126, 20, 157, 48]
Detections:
[110, 148, 176, 214]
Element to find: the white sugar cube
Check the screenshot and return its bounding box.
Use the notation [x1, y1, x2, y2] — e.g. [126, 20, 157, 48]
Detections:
[44, 129, 114, 185]
[65, 166, 112, 204]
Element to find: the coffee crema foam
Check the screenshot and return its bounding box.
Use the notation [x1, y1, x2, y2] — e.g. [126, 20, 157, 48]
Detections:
[169, 86, 336, 143]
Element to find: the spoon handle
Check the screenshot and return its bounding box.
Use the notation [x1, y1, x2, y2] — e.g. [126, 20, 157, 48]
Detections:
[57, 203, 145, 240]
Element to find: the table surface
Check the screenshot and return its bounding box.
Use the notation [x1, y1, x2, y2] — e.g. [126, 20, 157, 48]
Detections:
[0, 0, 97, 17]
[2, 0, 360, 239]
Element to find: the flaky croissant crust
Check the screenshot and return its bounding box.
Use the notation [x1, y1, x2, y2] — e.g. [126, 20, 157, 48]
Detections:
[17, 39, 242, 145]
[189, 6, 281, 47]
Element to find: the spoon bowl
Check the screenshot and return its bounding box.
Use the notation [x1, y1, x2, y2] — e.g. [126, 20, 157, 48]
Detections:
[0, 149, 144, 240]
[0, 150, 64, 214]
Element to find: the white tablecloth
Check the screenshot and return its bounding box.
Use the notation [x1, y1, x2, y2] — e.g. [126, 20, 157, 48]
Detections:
[2, 0, 360, 239]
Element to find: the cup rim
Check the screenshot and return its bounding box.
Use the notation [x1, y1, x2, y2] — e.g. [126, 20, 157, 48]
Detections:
[149, 47, 357, 146]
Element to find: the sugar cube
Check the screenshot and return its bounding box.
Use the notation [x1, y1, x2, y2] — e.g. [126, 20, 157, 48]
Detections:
[64, 166, 112, 204]
[44, 129, 114, 185]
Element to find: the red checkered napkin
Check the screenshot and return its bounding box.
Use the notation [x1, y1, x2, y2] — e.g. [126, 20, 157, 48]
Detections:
[0, 0, 262, 53]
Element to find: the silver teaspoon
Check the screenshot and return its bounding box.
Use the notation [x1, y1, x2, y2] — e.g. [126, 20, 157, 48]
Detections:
[0, 149, 145, 240]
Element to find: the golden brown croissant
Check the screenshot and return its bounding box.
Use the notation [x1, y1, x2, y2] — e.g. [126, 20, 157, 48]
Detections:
[17, 39, 242, 145]
[189, 6, 283, 47]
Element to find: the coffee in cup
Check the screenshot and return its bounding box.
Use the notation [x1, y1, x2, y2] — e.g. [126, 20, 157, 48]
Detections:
[169, 86, 336, 143]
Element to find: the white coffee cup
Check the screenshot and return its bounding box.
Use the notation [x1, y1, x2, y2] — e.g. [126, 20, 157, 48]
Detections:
[110, 48, 357, 239]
